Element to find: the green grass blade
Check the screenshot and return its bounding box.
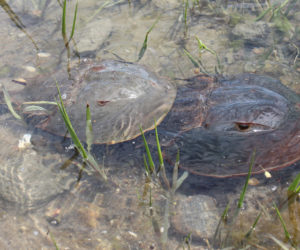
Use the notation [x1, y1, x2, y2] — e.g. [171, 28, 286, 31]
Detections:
[22, 105, 49, 113]
[137, 17, 160, 61]
[288, 172, 300, 194]
[213, 202, 230, 243]
[184, 0, 189, 35]
[86, 152, 107, 181]
[196, 37, 215, 55]
[62, 0, 67, 37]
[56, 82, 87, 159]
[140, 126, 155, 173]
[268, 234, 290, 250]
[22, 101, 57, 105]
[155, 120, 164, 169]
[49, 231, 60, 250]
[143, 154, 150, 176]
[183, 49, 200, 68]
[1, 84, 22, 120]
[255, 7, 272, 21]
[274, 203, 292, 242]
[244, 212, 262, 238]
[175, 171, 188, 191]
[238, 149, 255, 209]
[85, 103, 93, 153]
[69, 0, 78, 41]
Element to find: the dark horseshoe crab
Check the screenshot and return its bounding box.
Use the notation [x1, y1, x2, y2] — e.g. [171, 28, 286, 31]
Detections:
[8, 60, 300, 178]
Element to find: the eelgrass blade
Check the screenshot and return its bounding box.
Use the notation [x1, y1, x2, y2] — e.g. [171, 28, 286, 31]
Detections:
[143, 154, 150, 176]
[244, 212, 262, 239]
[137, 16, 160, 62]
[238, 149, 255, 209]
[172, 150, 179, 190]
[172, 151, 188, 191]
[69, 0, 78, 41]
[155, 120, 164, 170]
[62, 0, 67, 38]
[56, 82, 87, 159]
[1, 84, 22, 120]
[183, 49, 200, 68]
[183, 0, 189, 35]
[85, 104, 93, 153]
[140, 126, 155, 173]
[267, 234, 290, 250]
[49, 231, 60, 250]
[274, 203, 292, 242]
[22, 105, 49, 113]
[213, 203, 230, 244]
[255, 7, 272, 21]
[288, 172, 300, 194]
[86, 152, 107, 181]
[175, 171, 188, 192]
[22, 101, 57, 105]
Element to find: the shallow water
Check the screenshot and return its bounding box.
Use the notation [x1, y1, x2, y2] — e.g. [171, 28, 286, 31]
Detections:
[0, 0, 300, 249]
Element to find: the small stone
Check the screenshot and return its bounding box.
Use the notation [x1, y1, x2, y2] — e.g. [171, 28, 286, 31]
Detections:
[252, 47, 264, 55]
[172, 194, 219, 239]
[249, 178, 260, 186]
[128, 231, 138, 238]
[37, 52, 51, 58]
[24, 66, 36, 72]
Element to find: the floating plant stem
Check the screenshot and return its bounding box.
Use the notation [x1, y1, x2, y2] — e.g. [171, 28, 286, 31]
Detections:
[137, 16, 160, 62]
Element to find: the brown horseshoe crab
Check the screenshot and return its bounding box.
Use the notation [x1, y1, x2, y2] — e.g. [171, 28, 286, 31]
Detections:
[9, 60, 300, 178]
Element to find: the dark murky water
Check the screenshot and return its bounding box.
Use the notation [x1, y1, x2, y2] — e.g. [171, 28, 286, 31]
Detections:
[0, 0, 300, 249]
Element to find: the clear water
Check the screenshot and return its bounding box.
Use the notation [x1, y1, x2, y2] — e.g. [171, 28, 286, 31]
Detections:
[0, 0, 300, 249]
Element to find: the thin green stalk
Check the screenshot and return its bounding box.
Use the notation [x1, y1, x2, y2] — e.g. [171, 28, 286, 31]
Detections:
[137, 16, 160, 62]
[140, 126, 155, 173]
[56, 82, 87, 158]
[274, 203, 294, 245]
[49, 231, 60, 250]
[1, 83, 22, 120]
[62, 0, 67, 38]
[244, 212, 262, 238]
[288, 172, 300, 194]
[155, 120, 164, 169]
[237, 149, 255, 209]
[85, 103, 93, 153]
[184, 0, 189, 36]
[69, 1, 78, 41]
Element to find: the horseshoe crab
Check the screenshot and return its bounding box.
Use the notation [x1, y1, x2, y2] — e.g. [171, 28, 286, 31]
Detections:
[10, 60, 300, 178]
